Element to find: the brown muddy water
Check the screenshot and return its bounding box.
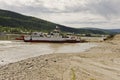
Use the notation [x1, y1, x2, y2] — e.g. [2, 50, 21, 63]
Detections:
[0, 35, 97, 65]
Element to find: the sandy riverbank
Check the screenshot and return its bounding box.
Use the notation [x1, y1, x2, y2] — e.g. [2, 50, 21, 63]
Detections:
[0, 34, 120, 80]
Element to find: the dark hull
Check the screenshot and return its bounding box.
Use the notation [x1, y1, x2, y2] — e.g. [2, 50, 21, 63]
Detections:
[24, 40, 80, 43]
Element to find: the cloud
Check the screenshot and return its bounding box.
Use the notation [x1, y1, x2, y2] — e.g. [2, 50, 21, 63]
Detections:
[0, 0, 120, 29]
[1, 0, 120, 16]
[86, 0, 120, 19]
[0, 0, 88, 13]
[65, 21, 108, 25]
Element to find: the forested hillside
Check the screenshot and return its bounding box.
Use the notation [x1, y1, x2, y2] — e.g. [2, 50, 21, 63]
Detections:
[0, 9, 111, 34]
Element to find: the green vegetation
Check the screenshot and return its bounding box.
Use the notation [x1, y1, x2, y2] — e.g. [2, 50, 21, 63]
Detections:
[90, 78, 96, 80]
[0, 9, 111, 34]
[71, 68, 76, 80]
[104, 34, 115, 41]
[0, 26, 37, 34]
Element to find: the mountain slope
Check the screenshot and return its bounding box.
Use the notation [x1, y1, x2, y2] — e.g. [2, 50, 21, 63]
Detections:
[81, 27, 119, 34]
[107, 29, 120, 33]
[0, 9, 110, 34]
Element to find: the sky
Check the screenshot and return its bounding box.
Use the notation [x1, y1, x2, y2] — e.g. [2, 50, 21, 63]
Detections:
[0, 0, 120, 29]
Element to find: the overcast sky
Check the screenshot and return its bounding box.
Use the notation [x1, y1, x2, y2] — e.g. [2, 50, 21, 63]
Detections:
[0, 0, 120, 29]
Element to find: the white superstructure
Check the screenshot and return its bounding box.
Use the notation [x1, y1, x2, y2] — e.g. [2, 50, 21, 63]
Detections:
[24, 26, 80, 43]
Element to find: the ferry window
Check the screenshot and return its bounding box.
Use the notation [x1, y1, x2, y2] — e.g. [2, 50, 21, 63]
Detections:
[40, 35, 43, 37]
[51, 33, 53, 35]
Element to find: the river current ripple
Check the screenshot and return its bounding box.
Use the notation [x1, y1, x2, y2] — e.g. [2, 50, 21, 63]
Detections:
[0, 40, 97, 65]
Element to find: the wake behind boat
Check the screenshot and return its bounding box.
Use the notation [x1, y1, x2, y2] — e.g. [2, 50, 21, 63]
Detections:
[23, 26, 81, 43]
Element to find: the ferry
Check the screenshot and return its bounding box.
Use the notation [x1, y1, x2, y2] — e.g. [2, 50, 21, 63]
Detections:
[18, 26, 81, 43]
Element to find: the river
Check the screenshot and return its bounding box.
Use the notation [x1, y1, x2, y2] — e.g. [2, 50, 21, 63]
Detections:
[0, 40, 97, 65]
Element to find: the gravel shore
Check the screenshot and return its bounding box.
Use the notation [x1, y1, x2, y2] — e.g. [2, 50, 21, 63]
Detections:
[0, 34, 120, 80]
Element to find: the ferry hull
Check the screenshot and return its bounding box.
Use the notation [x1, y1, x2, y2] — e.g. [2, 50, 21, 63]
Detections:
[24, 40, 80, 43]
